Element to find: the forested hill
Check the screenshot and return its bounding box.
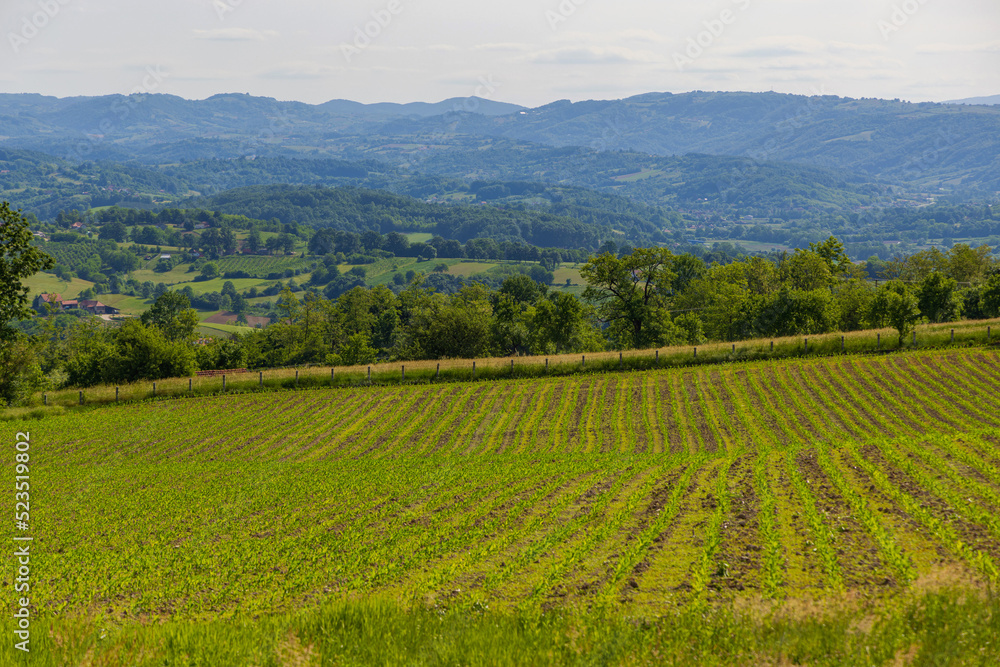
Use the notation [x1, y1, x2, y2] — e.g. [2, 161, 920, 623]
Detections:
[1, 91, 998, 192]
[186, 184, 662, 249]
[396, 91, 1000, 191]
[0, 145, 884, 225]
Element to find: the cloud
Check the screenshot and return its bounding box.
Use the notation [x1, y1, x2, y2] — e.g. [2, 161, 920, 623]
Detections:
[916, 41, 1000, 54]
[728, 37, 887, 59]
[389, 45, 460, 53]
[473, 42, 533, 52]
[525, 46, 660, 65]
[193, 28, 278, 42]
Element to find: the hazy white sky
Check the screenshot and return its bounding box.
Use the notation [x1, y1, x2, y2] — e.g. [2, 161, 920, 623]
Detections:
[1, 0, 998, 106]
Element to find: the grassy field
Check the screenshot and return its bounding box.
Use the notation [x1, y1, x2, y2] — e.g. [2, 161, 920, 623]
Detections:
[4, 343, 1000, 664]
[22, 274, 95, 302]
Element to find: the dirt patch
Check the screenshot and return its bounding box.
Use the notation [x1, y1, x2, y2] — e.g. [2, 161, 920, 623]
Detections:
[812, 364, 897, 439]
[566, 381, 591, 451]
[760, 368, 824, 443]
[656, 376, 686, 454]
[572, 474, 620, 520]
[837, 361, 924, 436]
[624, 464, 700, 589]
[880, 359, 964, 431]
[709, 455, 762, 596]
[964, 434, 1000, 471]
[353, 391, 438, 457]
[712, 372, 751, 447]
[732, 371, 790, 447]
[599, 379, 621, 454]
[789, 366, 867, 442]
[632, 381, 650, 454]
[795, 449, 895, 589]
[427, 386, 488, 454]
[683, 373, 718, 453]
[861, 443, 1000, 561]
[531, 383, 563, 451]
[396, 386, 462, 453]
[910, 356, 1000, 428]
[497, 388, 536, 454]
[467, 385, 522, 454]
[915, 439, 1000, 506]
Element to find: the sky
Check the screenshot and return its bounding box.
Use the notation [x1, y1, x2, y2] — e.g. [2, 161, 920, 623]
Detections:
[1, 0, 998, 107]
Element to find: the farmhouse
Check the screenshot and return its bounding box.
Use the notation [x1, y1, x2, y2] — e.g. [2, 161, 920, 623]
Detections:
[32, 293, 61, 312]
[33, 293, 120, 316]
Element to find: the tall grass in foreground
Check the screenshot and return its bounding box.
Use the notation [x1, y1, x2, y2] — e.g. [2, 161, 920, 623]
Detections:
[5, 591, 997, 666]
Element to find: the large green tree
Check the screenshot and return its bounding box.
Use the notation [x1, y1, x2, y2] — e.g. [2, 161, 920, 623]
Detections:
[581, 248, 677, 349]
[140, 291, 200, 342]
[867, 281, 921, 345]
[0, 202, 54, 405]
[917, 272, 962, 323]
[1, 202, 54, 340]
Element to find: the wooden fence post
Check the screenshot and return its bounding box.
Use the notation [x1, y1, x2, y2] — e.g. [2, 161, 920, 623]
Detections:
[368, 366, 371, 383]
[331, 368, 335, 384]
[511, 359, 515, 375]
[989, 326, 992, 342]
[951, 329, 955, 344]
[619, 352, 623, 368]
[731, 344, 735, 354]
[436, 363, 440, 380]
[770, 341, 774, 352]
[545, 358, 549, 372]
[43, 394, 47, 406]
[913, 331, 916, 346]
[582, 355, 585, 368]
[152, 383, 156, 397]
[116, 387, 119, 402]
[655, 350, 659, 363]
[295, 370, 299, 386]
[402, 365, 405, 381]
[189, 378, 193, 392]
[841, 336, 845, 352]
[877, 333, 880, 350]
[693, 347, 697, 358]
[79, 391, 83, 405]
[259, 371, 263, 388]
[805, 338, 808, 352]
[223, 375, 226, 391]
[472, 361, 476, 379]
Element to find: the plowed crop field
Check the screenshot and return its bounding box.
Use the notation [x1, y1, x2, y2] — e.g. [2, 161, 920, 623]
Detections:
[17, 348, 1000, 623]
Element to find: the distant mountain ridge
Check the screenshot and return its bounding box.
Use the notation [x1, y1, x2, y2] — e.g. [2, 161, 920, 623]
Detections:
[1, 90, 998, 195]
[945, 94, 1000, 106]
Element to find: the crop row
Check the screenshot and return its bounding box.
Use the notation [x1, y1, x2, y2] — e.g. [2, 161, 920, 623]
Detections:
[25, 434, 1000, 617]
[16, 348, 1000, 621]
[35, 350, 1000, 465]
